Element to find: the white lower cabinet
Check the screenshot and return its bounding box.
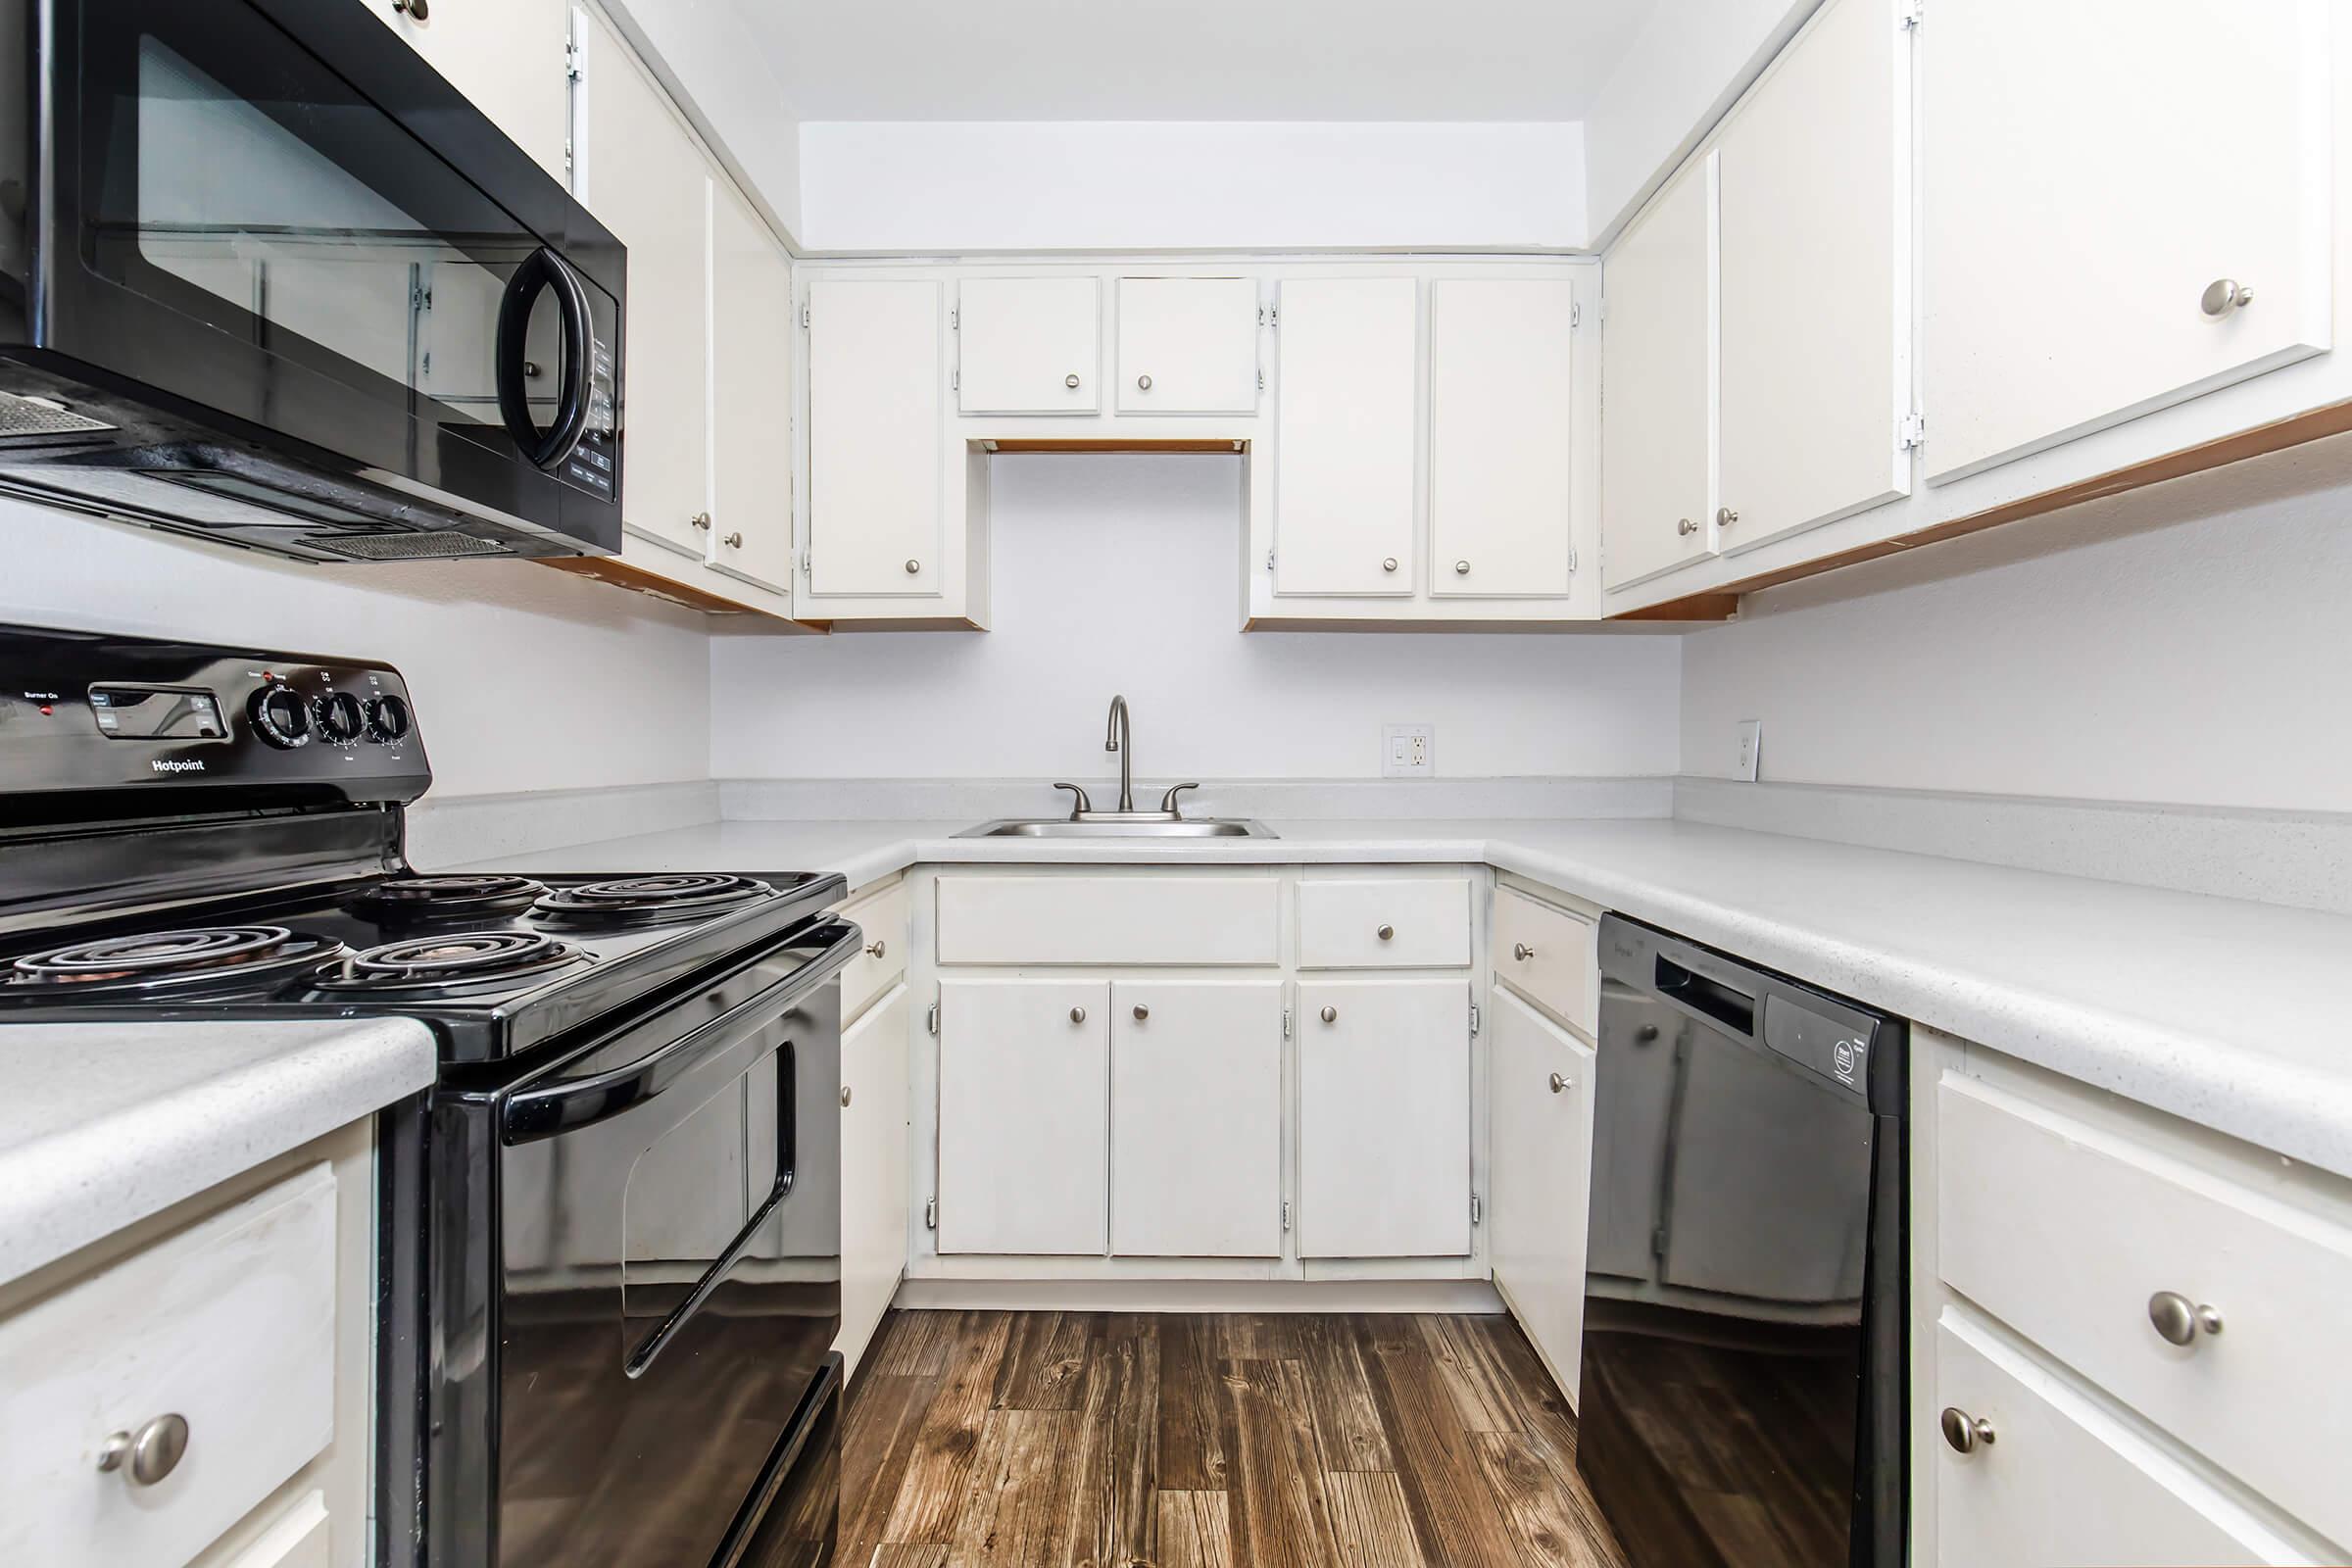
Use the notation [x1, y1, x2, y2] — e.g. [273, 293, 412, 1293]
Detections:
[1487, 990, 1595, 1402]
[1110, 981, 1284, 1257]
[936, 978, 1108, 1255]
[838, 985, 910, 1375]
[1297, 978, 1472, 1258]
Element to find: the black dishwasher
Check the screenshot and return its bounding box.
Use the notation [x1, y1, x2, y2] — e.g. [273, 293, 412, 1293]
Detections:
[1578, 915, 1906, 1568]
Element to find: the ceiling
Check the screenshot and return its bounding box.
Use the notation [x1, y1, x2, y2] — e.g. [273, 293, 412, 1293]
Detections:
[730, 0, 1659, 122]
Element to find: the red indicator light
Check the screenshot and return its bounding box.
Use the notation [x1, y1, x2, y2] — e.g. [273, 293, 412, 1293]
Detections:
[38, 704, 53, 716]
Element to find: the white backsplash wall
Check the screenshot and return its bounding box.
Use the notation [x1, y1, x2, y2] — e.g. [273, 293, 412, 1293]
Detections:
[1678, 436, 2352, 814]
[0, 499, 713, 801]
[713, 454, 1684, 782]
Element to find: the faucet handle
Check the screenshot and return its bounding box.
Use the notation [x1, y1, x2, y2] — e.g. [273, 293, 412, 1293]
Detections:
[1052, 782, 1094, 820]
[1159, 782, 1201, 817]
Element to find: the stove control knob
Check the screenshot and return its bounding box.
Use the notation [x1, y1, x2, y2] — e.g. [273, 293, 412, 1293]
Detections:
[248, 684, 311, 748]
[313, 691, 365, 745]
[365, 694, 414, 744]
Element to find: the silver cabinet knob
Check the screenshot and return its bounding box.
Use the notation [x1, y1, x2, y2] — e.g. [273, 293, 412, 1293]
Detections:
[840, 1085, 852, 1107]
[864, 940, 886, 958]
[1513, 943, 1537, 961]
[1454, 560, 1471, 575]
[904, 559, 920, 574]
[1137, 373, 1153, 391]
[1677, 517, 1697, 536]
[1319, 1004, 1338, 1024]
[723, 531, 743, 549]
[1133, 1004, 1150, 1020]
[1069, 1005, 1087, 1024]
[1382, 557, 1398, 573]
[98, 1413, 189, 1487]
[392, 0, 429, 18]
[2200, 278, 2254, 318]
[1065, 373, 1081, 389]
[1939, 1406, 1994, 1454]
[1377, 924, 1395, 941]
[1716, 507, 1739, 526]
[2147, 1290, 2224, 1347]
[690, 512, 711, 531]
[1549, 1071, 1569, 1094]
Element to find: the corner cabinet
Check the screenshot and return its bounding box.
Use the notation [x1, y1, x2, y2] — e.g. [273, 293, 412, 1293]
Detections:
[1487, 989, 1596, 1403]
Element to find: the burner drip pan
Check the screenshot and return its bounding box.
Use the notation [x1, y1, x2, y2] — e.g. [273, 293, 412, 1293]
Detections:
[318, 931, 588, 994]
[532, 873, 774, 927]
[1, 925, 348, 999]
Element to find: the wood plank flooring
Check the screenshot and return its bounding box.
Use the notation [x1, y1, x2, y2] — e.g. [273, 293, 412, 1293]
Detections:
[838, 1309, 1630, 1568]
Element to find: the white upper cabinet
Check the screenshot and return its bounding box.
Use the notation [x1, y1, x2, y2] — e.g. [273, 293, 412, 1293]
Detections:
[1430, 278, 1578, 596]
[1922, 0, 2331, 484]
[575, 10, 710, 560]
[807, 279, 948, 599]
[369, 0, 568, 178]
[1599, 155, 1718, 590]
[708, 182, 796, 594]
[957, 277, 1102, 415]
[1117, 277, 1261, 414]
[1274, 276, 1421, 597]
[1716, 0, 1910, 554]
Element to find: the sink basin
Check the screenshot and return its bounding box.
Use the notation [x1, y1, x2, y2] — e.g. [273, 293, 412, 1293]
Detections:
[956, 818, 1278, 839]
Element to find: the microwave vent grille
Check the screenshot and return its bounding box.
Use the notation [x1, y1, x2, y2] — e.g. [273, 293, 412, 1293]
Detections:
[0, 391, 115, 440]
[307, 530, 513, 562]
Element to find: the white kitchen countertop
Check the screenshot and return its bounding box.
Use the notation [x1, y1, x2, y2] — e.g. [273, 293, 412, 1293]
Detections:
[0, 1018, 437, 1289]
[475, 815, 2352, 1182]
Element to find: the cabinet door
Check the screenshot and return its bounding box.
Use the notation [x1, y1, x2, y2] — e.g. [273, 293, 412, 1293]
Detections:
[577, 11, 710, 558]
[708, 184, 796, 594]
[1117, 277, 1260, 414]
[936, 979, 1108, 1255]
[1716, 0, 1908, 554]
[807, 279, 947, 598]
[957, 277, 1101, 415]
[1298, 979, 1471, 1258]
[1430, 278, 1578, 596]
[1275, 277, 1419, 597]
[1599, 155, 1717, 590]
[1110, 981, 1283, 1258]
[838, 986, 909, 1377]
[1488, 991, 1595, 1404]
[369, 0, 568, 177]
[1923, 0, 2330, 483]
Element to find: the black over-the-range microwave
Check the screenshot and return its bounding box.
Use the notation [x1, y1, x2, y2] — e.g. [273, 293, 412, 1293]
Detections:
[0, 0, 625, 562]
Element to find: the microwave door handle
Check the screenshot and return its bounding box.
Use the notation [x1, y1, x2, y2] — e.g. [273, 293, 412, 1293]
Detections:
[624, 1036, 799, 1380]
[494, 246, 595, 471]
[499, 920, 860, 1145]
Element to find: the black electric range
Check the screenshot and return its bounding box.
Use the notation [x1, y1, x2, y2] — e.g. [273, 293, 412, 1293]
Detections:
[0, 623, 851, 1568]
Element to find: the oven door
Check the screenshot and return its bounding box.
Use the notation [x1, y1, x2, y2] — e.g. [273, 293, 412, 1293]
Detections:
[474, 922, 853, 1568]
[7, 0, 621, 556]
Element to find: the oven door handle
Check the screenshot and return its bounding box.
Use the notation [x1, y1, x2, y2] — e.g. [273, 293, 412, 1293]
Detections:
[500, 920, 860, 1145]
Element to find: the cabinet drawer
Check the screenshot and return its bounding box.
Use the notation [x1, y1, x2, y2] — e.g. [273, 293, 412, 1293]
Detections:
[0, 1165, 338, 1568]
[1934, 1311, 2305, 1567]
[1490, 887, 1596, 1037]
[937, 875, 1280, 966]
[1938, 1078, 2352, 1544]
[1298, 877, 1471, 969]
[836, 879, 909, 1023]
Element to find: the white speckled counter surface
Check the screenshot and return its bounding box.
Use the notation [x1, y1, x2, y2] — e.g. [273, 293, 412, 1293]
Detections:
[469, 816, 2352, 1182]
[0, 1018, 437, 1288]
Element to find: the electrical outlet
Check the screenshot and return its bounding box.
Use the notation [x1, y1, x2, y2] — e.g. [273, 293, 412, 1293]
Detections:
[1383, 723, 1434, 779]
[1734, 720, 1762, 783]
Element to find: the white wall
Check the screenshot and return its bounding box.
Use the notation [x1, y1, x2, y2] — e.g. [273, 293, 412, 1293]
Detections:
[713, 454, 1680, 780]
[794, 122, 1587, 253]
[1582, 0, 1816, 246]
[1677, 440, 2352, 814]
[0, 500, 712, 801]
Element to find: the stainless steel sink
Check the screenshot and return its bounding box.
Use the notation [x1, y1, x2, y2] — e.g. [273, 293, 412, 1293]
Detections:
[956, 818, 1277, 839]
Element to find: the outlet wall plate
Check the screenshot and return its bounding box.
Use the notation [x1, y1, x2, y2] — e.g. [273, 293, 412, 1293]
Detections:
[1735, 720, 1762, 783]
[1383, 723, 1434, 779]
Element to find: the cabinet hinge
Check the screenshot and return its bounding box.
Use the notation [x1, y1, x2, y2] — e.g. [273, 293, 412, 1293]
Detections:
[951, 368, 958, 392]
[563, 139, 574, 175]
[950, 306, 958, 330]
[1267, 306, 1280, 332]
[1596, 296, 1608, 323]
[1570, 300, 1583, 328]
[1898, 411, 1927, 450]
[1264, 547, 1276, 573]
[800, 302, 810, 329]
[926, 1000, 940, 1035]
[1471, 1193, 1484, 1225]
[1899, 0, 1923, 27]
[800, 549, 812, 578]
[1652, 1223, 1669, 1260]
[1566, 546, 1580, 574]
[1257, 368, 1265, 392]
[565, 40, 584, 81]
[1281, 1200, 1293, 1232]
[1470, 1003, 1482, 1037]
[1281, 1006, 1292, 1040]
[925, 1197, 938, 1230]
